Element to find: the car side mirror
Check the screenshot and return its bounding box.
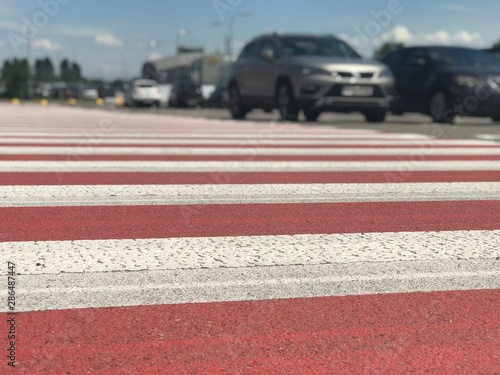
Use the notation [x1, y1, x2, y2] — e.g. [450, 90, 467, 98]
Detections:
[260, 50, 275, 61]
[411, 58, 427, 68]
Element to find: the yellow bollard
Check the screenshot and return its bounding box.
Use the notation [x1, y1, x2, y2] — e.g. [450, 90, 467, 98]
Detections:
[67, 98, 77, 106]
[96, 98, 104, 106]
[40, 99, 49, 106]
[10, 98, 20, 105]
[115, 96, 125, 107]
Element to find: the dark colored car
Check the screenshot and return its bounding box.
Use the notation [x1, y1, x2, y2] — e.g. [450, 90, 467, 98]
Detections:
[228, 33, 395, 122]
[205, 85, 229, 108]
[485, 47, 500, 60]
[168, 81, 204, 108]
[383, 46, 500, 123]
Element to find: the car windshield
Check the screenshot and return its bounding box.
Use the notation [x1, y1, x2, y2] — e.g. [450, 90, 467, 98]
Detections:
[281, 37, 361, 59]
[428, 48, 500, 68]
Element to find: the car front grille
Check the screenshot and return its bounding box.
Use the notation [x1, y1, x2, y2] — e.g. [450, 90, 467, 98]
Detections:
[326, 85, 385, 98]
[336, 72, 374, 79]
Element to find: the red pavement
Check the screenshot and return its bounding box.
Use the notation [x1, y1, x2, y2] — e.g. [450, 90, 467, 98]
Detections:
[2, 171, 500, 185]
[11, 289, 500, 374]
[2, 201, 500, 242]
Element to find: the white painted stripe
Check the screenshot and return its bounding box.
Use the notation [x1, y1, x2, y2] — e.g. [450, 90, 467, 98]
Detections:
[2, 160, 500, 172]
[0, 132, 432, 139]
[5, 260, 500, 311]
[475, 134, 500, 141]
[2, 230, 498, 275]
[2, 146, 500, 156]
[2, 182, 500, 207]
[0, 127, 381, 134]
[0, 138, 494, 145]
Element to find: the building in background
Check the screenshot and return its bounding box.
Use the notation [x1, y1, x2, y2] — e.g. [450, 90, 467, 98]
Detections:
[141, 47, 235, 105]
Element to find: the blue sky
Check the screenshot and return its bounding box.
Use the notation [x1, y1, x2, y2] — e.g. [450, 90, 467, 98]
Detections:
[0, 0, 499, 79]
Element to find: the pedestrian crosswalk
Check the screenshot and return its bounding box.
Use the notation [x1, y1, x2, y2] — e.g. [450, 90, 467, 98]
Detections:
[0, 105, 499, 373]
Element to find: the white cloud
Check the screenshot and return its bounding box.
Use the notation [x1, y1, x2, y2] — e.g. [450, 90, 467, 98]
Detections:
[147, 52, 163, 61]
[392, 26, 411, 43]
[95, 33, 124, 47]
[342, 25, 484, 58]
[100, 63, 122, 73]
[51, 24, 107, 38]
[0, 40, 5, 48]
[410, 29, 482, 46]
[0, 20, 21, 32]
[32, 38, 63, 51]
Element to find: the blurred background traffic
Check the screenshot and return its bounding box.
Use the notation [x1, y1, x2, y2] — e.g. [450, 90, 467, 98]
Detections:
[1, 0, 500, 123]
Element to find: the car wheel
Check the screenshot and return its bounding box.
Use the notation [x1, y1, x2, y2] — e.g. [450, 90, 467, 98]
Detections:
[429, 91, 454, 124]
[229, 85, 248, 120]
[491, 116, 500, 123]
[303, 108, 321, 122]
[276, 82, 299, 122]
[363, 109, 387, 123]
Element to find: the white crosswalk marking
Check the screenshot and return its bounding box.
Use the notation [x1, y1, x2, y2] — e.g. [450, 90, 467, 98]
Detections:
[1, 105, 499, 373]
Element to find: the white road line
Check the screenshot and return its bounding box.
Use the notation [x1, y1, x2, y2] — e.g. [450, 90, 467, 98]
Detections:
[0, 132, 432, 139]
[2, 182, 500, 207]
[0, 138, 494, 145]
[474, 134, 500, 141]
[3, 259, 500, 311]
[4, 259, 499, 312]
[2, 160, 500, 172]
[2, 146, 500, 156]
[1, 230, 499, 275]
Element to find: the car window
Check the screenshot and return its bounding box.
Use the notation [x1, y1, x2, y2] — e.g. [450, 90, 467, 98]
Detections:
[239, 41, 260, 59]
[402, 49, 428, 66]
[281, 37, 361, 59]
[383, 50, 405, 66]
[258, 39, 278, 58]
[428, 48, 500, 68]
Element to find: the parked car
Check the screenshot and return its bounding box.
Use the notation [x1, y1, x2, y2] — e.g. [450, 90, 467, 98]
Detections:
[383, 46, 500, 123]
[124, 79, 162, 107]
[228, 33, 394, 122]
[205, 85, 229, 108]
[168, 81, 204, 108]
[485, 47, 500, 60]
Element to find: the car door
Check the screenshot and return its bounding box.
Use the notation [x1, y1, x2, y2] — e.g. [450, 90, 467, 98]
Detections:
[383, 49, 405, 109]
[252, 38, 280, 106]
[232, 40, 261, 99]
[399, 48, 432, 111]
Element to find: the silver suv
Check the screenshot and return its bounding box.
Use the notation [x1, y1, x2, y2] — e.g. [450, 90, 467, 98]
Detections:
[228, 33, 395, 122]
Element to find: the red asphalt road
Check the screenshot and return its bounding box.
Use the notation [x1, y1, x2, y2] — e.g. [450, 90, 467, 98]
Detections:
[10, 289, 500, 374]
[4, 115, 500, 373]
[2, 201, 500, 242]
[2, 171, 500, 185]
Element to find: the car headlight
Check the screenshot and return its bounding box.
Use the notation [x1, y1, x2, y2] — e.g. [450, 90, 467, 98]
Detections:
[378, 68, 393, 79]
[453, 75, 482, 87]
[298, 66, 332, 76]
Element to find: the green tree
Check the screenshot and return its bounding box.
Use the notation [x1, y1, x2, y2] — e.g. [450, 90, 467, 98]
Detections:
[1, 58, 29, 98]
[373, 42, 405, 60]
[493, 39, 500, 48]
[59, 59, 83, 82]
[34, 58, 55, 82]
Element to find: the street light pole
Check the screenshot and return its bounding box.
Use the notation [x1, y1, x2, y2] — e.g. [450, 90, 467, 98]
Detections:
[176, 29, 191, 55]
[145, 39, 158, 61]
[227, 12, 251, 58]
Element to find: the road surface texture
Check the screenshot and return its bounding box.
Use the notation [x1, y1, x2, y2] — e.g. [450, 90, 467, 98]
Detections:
[0, 104, 499, 374]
